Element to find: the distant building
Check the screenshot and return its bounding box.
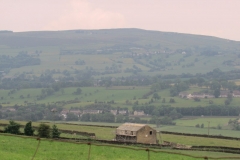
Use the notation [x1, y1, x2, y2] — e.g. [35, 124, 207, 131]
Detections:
[110, 110, 118, 115]
[220, 91, 229, 98]
[119, 110, 127, 115]
[179, 92, 214, 99]
[60, 110, 69, 119]
[69, 110, 82, 117]
[178, 92, 189, 98]
[82, 110, 102, 114]
[116, 123, 157, 144]
[133, 111, 145, 116]
[233, 91, 240, 97]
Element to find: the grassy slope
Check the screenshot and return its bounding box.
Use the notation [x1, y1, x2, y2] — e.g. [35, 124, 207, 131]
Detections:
[0, 134, 238, 160]
[1, 28, 240, 79]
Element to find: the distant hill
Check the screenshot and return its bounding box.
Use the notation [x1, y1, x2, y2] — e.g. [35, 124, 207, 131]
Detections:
[0, 28, 239, 53]
[1, 28, 240, 79]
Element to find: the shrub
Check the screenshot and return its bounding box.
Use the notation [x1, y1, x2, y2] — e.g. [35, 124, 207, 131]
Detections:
[24, 121, 35, 136]
[4, 120, 20, 134]
[38, 123, 50, 138]
[217, 124, 222, 130]
[51, 124, 61, 138]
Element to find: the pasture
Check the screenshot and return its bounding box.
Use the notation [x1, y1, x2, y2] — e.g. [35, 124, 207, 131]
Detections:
[1, 120, 240, 148]
[1, 85, 239, 108]
[0, 134, 239, 160]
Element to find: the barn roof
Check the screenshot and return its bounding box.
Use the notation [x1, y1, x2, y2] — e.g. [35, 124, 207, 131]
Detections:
[117, 123, 148, 131]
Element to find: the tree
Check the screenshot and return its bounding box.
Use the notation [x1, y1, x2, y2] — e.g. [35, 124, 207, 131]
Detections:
[4, 120, 20, 134]
[116, 115, 124, 123]
[37, 123, 50, 138]
[73, 88, 82, 95]
[80, 113, 90, 122]
[214, 89, 220, 98]
[152, 93, 160, 101]
[162, 98, 166, 103]
[66, 113, 79, 121]
[169, 98, 175, 103]
[195, 124, 200, 128]
[51, 124, 61, 138]
[193, 97, 201, 102]
[24, 121, 35, 136]
[225, 99, 231, 105]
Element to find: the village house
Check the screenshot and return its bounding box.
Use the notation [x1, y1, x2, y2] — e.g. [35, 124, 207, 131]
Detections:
[179, 91, 217, 99]
[110, 110, 127, 115]
[220, 91, 230, 98]
[7, 108, 16, 112]
[116, 123, 157, 144]
[69, 109, 81, 117]
[82, 110, 103, 114]
[178, 92, 189, 98]
[233, 90, 240, 97]
[119, 110, 127, 115]
[110, 110, 118, 115]
[60, 109, 69, 119]
[133, 111, 145, 116]
[191, 92, 215, 99]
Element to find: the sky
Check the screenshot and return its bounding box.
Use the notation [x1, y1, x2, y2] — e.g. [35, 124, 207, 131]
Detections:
[0, 0, 240, 41]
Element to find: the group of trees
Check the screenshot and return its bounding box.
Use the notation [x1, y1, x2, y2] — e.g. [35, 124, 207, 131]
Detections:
[3, 120, 60, 138]
[0, 104, 63, 121]
[132, 104, 240, 117]
[0, 53, 40, 70]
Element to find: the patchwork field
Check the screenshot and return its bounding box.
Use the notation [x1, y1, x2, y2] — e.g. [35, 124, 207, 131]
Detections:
[1, 85, 239, 109]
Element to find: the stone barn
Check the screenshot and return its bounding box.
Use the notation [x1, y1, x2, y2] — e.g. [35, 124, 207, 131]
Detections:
[116, 123, 157, 144]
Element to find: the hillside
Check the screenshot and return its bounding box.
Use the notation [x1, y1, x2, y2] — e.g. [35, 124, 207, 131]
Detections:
[0, 28, 240, 79]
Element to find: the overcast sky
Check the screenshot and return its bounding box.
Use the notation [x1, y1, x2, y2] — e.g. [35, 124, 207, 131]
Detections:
[1, 0, 240, 41]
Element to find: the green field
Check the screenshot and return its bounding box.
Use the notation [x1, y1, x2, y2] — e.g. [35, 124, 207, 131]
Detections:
[0, 134, 239, 160]
[1, 85, 239, 108]
[1, 119, 240, 149]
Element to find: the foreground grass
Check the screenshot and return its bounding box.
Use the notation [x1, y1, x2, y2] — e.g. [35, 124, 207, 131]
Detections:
[0, 134, 208, 160]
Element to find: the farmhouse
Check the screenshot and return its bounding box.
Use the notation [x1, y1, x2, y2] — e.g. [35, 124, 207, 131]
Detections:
[116, 123, 157, 144]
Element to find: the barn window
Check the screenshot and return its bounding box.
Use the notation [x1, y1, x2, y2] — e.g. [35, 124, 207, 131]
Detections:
[125, 130, 127, 134]
[149, 131, 152, 135]
[131, 131, 133, 135]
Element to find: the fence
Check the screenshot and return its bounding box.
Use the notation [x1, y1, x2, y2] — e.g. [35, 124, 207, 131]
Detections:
[1, 133, 240, 160]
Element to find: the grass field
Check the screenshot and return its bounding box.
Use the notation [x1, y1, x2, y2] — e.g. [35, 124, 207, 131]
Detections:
[1, 119, 240, 149]
[0, 134, 239, 160]
[161, 134, 240, 148]
[1, 85, 240, 108]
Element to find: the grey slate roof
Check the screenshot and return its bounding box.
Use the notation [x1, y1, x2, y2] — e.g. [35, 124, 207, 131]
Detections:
[116, 123, 146, 131]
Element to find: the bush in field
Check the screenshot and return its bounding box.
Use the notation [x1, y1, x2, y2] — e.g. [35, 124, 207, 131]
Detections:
[195, 124, 200, 128]
[24, 121, 35, 136]
[4, 120, 20, 134]
[51, 124, 61, 138]
[38, 123, 50, 138]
